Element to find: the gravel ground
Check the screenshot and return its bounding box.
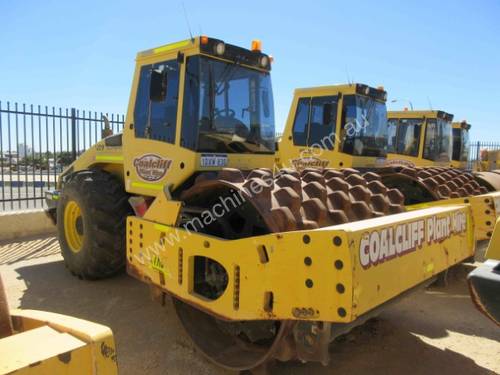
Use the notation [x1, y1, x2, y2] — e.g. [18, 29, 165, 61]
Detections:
[1, 236, 499, 375]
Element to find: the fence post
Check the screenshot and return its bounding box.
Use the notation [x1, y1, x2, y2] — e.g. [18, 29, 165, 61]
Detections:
[476, 141, 481, 170]
[71, 108, 77, 161]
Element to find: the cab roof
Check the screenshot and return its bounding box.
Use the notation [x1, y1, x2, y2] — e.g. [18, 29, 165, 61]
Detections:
[388, 110, 454, 122]
[136, 36, 272, 71]
[452, 121, 471, 130]
[293, 83, 387, 102]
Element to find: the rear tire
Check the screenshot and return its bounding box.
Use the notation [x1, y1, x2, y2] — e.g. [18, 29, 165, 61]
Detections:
[57, 169, 131, 279]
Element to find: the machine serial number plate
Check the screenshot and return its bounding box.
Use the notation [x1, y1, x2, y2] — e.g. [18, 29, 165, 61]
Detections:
[200, 154, 228, 167]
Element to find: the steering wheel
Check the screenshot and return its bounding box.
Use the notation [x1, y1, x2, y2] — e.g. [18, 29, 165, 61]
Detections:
[215, 108, 236, 118]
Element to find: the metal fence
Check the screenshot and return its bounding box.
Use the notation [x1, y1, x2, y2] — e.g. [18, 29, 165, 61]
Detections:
[468, 141, 500, 170]
[0, 101, 124, 211]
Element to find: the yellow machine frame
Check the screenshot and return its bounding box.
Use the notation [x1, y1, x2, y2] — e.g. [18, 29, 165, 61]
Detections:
[485, 217, 500, 260]
[1, 309, 117, 375]
[128, 204, 473, 322]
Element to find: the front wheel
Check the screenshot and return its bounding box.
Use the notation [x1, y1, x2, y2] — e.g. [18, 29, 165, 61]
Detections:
[57, 169, 131, 279]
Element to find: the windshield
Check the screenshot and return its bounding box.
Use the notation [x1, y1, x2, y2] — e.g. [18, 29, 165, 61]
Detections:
[341, 95, 388, 157]
[387, 118, 422, 157]
[181, 56, 275, 154]
[423, 118, 452, 161]
[453, 128, 470, 162]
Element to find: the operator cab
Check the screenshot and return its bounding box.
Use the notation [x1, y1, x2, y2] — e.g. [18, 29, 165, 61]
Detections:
[386, 110, 454, 167]
[135, 37, 275, 155]
[279, 83, 388, 170]
[125, 36, 276, 196]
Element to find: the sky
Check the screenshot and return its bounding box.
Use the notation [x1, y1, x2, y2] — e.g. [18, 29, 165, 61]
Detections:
[1, 0, 499, 141]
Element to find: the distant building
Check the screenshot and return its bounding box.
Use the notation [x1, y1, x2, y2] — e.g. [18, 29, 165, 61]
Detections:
[18, 143, 33, 158]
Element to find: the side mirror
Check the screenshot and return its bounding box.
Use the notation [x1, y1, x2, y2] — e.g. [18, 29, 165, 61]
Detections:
[150, 69, 167, 102]
[262, 90, 270, 118]
[322, 103, 333, 125]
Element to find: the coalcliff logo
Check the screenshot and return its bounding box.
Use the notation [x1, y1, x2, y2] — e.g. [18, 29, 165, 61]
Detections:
[384, 159, 416, 168]
[291, 157, 329, 172]
[359, 211, 467, 269]
[133, 154, 172, 182]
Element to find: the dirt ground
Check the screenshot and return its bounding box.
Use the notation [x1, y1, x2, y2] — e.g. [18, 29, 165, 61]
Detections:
[1, 236, 499, 375]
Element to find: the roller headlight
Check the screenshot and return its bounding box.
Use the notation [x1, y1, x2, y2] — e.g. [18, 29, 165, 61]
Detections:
[214, 42, 225, 56]
[260, 56, 269, 68]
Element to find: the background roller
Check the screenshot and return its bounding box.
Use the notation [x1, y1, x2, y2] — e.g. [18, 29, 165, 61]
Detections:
[379, 166, 488, 205]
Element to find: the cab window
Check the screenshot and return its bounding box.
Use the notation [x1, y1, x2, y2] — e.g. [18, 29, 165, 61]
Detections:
[133, 59, 180, 143]
[292, 96, 338, 149]
[292, 98, 310, 146]
[423, 118, 452, 161]
[423, 119, 437, 160]
[309, 96, 337, 149]
[461, 129, 470, 161]
[396, 118, 421, 157]
[452, 128, 470, 162]
[387, 119, 398, 153]
[340, 95, 387, 157]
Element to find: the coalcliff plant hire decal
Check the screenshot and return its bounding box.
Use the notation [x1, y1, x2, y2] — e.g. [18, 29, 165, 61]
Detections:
[133, 154, 172, 182]
[359, 211, 467, 269]
[291, 157, 329, 172]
